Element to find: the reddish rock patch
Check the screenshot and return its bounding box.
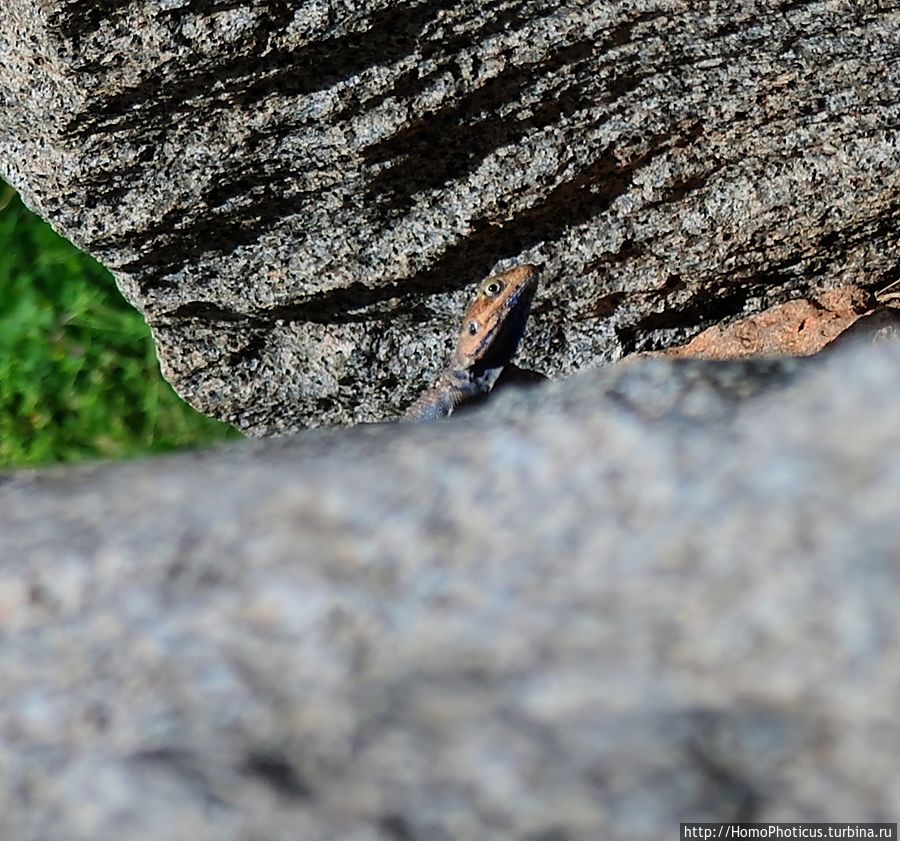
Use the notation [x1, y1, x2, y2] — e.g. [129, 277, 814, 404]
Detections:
[656, 286, 877, 360]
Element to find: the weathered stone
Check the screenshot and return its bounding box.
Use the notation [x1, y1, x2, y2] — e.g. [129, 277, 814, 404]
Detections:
[1, 2, 899, 431]
[821, 304, 900, 353]
[2, 341, 900, 839]
[655, 285, 877, 360]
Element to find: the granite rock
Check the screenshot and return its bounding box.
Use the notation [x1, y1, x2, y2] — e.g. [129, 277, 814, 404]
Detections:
[1, 1, 899, 431]
[2, 342, 900, 839]
[656, 285, 879, 360]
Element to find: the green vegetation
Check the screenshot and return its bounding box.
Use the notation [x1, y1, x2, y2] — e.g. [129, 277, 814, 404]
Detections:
[0, 184, 240, 470]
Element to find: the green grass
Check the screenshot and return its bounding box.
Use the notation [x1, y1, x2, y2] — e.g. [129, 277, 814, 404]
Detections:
[0, 184, 240, 470]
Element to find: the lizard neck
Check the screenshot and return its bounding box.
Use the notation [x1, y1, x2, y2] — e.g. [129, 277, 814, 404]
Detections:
[404, 367, 482, 421]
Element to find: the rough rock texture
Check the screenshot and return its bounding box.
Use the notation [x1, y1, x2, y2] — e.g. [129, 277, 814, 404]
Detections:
[656, 285, 877, 359]
[3, 341, 900, 840]
[1, 1, 899, 432]
[821, 304, 900, 353]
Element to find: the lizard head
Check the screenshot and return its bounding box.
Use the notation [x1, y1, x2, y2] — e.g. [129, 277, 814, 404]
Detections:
[454, 263, 539, 373]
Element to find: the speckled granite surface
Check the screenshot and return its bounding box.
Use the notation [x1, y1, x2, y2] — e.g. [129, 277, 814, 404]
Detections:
[1, 1, 898, 430]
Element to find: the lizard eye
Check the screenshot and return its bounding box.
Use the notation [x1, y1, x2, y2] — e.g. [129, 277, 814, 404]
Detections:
[468, 321, 479, 336]
[483, 280, 503, 297]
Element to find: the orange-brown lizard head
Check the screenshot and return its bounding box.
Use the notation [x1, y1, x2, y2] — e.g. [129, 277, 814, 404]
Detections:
[404, 264, 540, 421]
[453, 264, 539, 374]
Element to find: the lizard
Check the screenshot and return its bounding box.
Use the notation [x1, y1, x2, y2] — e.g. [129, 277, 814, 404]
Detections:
[404, 263, 540, 421]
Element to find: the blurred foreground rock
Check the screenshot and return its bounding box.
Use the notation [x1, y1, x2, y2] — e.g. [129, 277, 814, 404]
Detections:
[2, 342, 900, 840]
[1, 1, 898, 430]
